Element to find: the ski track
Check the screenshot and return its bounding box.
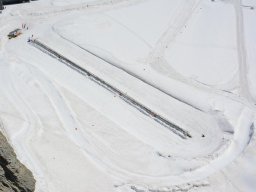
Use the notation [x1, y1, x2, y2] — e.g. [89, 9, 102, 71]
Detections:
[233, 0, 256, 104]
[28, 0, 146, 17]
[28, 38, 255, 186]
[103, 13, 153, 49]
[0, 0, 255, 191]
[0, 60, 49, 191]
[146, 0, 200, 79]
[51, 24, 204, 112]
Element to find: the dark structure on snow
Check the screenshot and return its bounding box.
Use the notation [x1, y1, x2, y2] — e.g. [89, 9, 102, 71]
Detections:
[0, 0, 31, 12]
[1, 0, 30, 5]
[0, 1, 3, 10]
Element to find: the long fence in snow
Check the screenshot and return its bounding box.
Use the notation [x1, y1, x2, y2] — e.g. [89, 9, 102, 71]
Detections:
[29, 39, 192, 139]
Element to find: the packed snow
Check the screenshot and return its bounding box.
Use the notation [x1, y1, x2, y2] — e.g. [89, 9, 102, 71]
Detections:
[0, 0, 255, 192]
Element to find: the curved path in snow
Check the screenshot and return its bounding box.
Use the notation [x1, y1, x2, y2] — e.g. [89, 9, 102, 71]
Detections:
[28, 38, 254, 187]
[0, 0, 255, 191]
[30, 39, 192, 139]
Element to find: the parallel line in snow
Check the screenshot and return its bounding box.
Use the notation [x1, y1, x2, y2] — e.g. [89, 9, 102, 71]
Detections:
[29, 39, 192, 139]
[52, 26, 203, 112]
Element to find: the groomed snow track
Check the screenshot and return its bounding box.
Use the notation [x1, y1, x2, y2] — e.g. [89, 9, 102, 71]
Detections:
[29, 39, 192, 139]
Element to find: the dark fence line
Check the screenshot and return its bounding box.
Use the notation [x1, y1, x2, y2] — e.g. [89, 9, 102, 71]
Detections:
[30, 39, 192, 139]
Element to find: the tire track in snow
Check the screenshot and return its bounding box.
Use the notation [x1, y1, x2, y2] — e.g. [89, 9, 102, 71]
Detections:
[52, 25, 203, 112]
[27, 64, 90, 148]
[233, 0, 256, 104]
[29, 39, 192, 139]
[0, 62, 50, 192]
[7, 59, 134, 190]
[146, 0, 200, 78]
[103, 13, 153, 49]
[29, 0, 145, 17]
[28, 39, 255, 188]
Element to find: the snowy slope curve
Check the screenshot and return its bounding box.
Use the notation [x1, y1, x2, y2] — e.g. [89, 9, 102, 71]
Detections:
[0, 0, 255, 192]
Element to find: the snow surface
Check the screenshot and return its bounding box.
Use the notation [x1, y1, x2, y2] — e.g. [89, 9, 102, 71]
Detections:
[0, 0, 256, 192]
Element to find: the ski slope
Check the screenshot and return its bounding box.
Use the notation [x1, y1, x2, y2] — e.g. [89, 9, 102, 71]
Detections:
[0, 0, 255, 192]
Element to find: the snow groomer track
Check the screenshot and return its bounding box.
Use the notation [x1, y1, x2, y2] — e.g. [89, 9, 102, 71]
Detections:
[30, 39, 191, 139]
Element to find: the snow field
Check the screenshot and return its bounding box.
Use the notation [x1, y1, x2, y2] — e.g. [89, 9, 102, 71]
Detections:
[0, 0, 255, 191]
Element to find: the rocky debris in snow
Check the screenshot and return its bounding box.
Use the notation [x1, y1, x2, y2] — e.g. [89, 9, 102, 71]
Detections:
[0, 132, 35, 192]
[129, 181, 209, 192]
